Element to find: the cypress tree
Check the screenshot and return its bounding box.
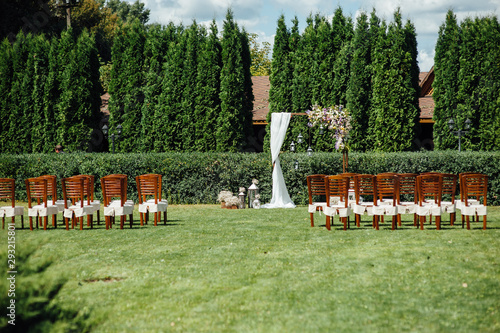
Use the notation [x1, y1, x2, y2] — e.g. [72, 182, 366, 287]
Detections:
[0, 38, 13, 152]
[265, 15, 292, 151]
[346, 11, 372, 152]
[194, 20, 222, 152]
[330, 7, 353, 105]
[8, 31, 33, 153]
[157, 25, 185, 151]
[457, 16, 500, 151]
[108, 19, 146, 152]
[56, 29, 101, 152]
[30, 34, 50, 153]
[217, 9, 246, 152]
[240, 27, 255, 150]
[181, 21, 203, 151]
[141, 23, 171, 151]
[42, 37, 61, 153]
[432, 10, 461, 150]
[371, 9, 419, 151]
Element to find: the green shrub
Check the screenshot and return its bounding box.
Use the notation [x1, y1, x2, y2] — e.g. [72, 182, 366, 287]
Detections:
[0, 239, 93, 332]
[0, 151, 499, 205]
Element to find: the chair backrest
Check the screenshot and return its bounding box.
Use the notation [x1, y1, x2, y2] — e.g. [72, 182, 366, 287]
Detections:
[340, 173, 358, 191]
[136, 174, 160, 204]
[61, 176, 86, 208]
[439, 173, 457, 203]
[25, 177, 48, 208]
[0, 178, 16, 207]
[376, 173, 399, 205]
[416, 174, 442, 206]
[38, 175, 58, 202]
[306, 174, 327, 204]
[354, 174, 377, 205]
[100, 175, 128, 206]
[397, 173, 418, 203]
[461, 173, 488, 206]
[324, 175, 349, 207]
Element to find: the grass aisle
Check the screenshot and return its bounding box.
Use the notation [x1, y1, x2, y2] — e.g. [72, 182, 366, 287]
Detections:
[2, 205, 500, 332]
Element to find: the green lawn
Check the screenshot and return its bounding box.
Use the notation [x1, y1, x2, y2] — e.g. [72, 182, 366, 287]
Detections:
[2, 205, 500, 332]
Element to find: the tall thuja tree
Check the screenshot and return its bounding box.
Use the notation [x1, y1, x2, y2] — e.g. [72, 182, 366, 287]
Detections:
[141, 23, 171, 151]
[457, 16, 500, 151]
[291, 16, 317, 152]
[30, 35, 51, 153]
[194, 20, 222, 152]
[217, 10, 247, 151]
[157, 25, 185, 151]
[285, 17, 309, 153]
[371, 9, 419, 151]
[265, 15, 292, 151]
[108, 19, 146, 152]
[42, 37, 61, 153]
[8, 31, 33, 153]
[478, 16, 500, 150]
[433, 10, 461, 150]
[315, 17, 334, 105]
[346, 11, 373, 152]
[180, 21, 203, 151]
[330, 7, 354, 105]
[240, 27, 255, 150]
[0, 38, 13, 152]
[57, 29, 101, 152]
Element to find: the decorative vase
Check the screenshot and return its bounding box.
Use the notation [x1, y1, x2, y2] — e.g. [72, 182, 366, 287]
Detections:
[253, 199, 261, 209]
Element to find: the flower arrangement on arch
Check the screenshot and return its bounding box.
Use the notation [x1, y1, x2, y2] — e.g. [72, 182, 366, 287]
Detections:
[306, 104, 352, 152]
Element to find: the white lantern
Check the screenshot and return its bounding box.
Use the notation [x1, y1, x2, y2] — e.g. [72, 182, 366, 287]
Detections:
[248, 180, 259, 208]
[238, 191, 245, 209]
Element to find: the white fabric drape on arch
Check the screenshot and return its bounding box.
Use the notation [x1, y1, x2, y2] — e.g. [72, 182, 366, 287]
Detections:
[262, 112, 296, 209]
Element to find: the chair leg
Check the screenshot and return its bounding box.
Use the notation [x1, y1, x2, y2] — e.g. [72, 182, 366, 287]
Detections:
[44, 216, 48, 230]
[483, 215, 487, 230]
[20, 215, 24, 229]
[466, 215, 471, 230]
[97, 210, 100, 225]
[356, 214, 360, 228]
[2, 216, 4, 229]
[154, 212, 158, 226]
[129, 214, 133, 228]
[450, 212, 455, 226]
[436, 216, 441, 230]
[420, 216, 425, 230]
[139, 212, 144, 226]
[325, 215, 331, 230]
[164, 210, 167, 224]
[310, 212, 314, 227]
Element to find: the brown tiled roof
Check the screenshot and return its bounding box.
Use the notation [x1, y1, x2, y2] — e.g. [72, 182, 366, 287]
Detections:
[419, 96, 434, 119]
[251, 76, 270, 124]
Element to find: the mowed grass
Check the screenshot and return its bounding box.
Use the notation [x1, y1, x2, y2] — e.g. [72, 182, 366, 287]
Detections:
[3, 205, 500, 332]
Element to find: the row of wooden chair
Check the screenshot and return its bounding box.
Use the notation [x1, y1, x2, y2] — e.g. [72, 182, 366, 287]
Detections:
[307, 172, 488, 231]
[0, 174, 167, 230]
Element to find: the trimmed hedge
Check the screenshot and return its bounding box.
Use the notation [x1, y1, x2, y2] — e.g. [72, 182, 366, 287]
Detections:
[1, 151, 499, 205]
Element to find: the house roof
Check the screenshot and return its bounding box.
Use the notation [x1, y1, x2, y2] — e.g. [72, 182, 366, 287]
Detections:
[251, 69, 436, 124]
[251, 76, 270, 124]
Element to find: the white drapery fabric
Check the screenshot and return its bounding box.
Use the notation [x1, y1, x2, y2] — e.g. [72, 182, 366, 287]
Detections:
[262, 113, 296, 209]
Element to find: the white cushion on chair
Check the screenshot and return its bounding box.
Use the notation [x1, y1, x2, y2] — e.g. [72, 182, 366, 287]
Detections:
[64, 205, 95, 218]
[462, 205, 487, 216]
[104, 201, 134, 217]
[324, 205, 351, 217]
[0, 206, 24, 217]
[353, 203, 374, 216]
[397, 203, 417, 214]
[139, 199, 167, 213]
[441, 201, 456, 213]
[28, 204, 59, 217]
[48, 199, 69, 213]
[308, 202, 327, 213]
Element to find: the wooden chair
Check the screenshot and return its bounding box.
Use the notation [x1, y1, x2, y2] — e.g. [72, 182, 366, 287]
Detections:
[396, 173, 419, 227]
[61, 176, 95, 230]
[74, 175, 101, 225]
[306, 174, 327, 227]
[0, 178, 24, 229]
[136, 174, 168, 226]
[324, 175, 351, 230]
[101, 174, 133, 229]
[416, 174, 443, 230]
[376, 173, 399, 230]
[37, 175, 66, 228]
[25, 177, 58, 230]
[340, 172, 359, 206]
[458, 172, 481, 224]
[460, 173, 488, 230]
[353, 174, 379, 229]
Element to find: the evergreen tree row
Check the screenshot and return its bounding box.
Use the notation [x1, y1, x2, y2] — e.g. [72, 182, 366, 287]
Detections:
[267, 8, 420, 153]
[0, 29, 102, 153]
[108, 11, 253, 153]
[433, 10, 500, 151]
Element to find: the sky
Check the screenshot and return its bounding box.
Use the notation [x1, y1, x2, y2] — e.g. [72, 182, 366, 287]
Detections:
[127, 0, 500, 72]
